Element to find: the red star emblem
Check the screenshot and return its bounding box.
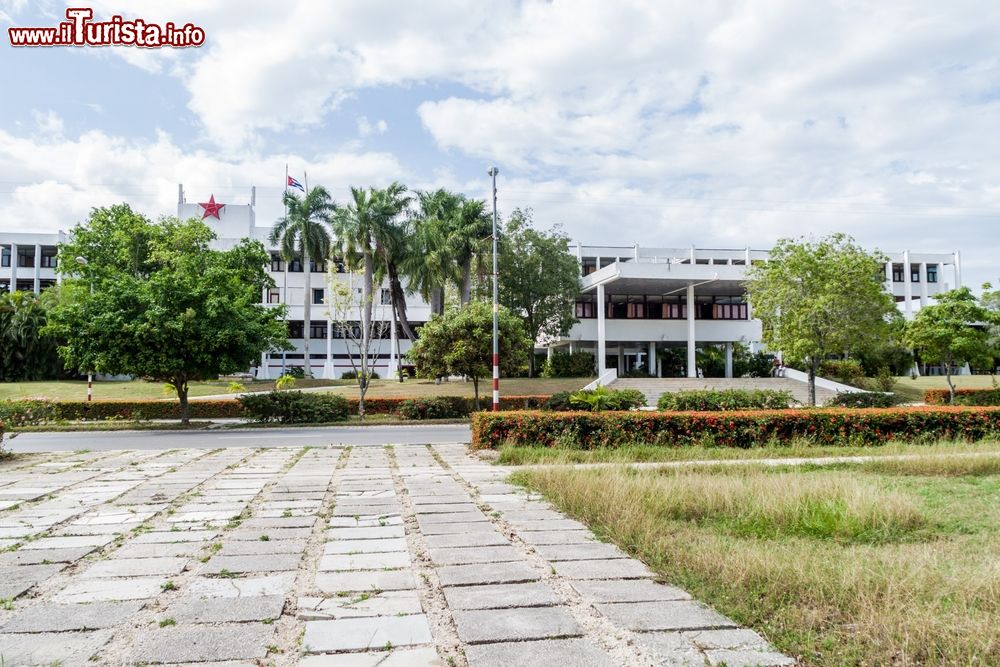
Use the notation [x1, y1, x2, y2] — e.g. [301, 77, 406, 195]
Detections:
[198, 194, 225, 220]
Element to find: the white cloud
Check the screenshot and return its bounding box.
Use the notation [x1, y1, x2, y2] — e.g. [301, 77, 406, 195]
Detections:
[356, 116, 387, 138]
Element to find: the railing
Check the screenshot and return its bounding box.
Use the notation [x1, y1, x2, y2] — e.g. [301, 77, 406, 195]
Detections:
[780, 367, 865, 394]
[583, 367, 618, 391]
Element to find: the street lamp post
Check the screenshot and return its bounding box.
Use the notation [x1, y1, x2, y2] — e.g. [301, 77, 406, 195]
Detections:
[488, 167, 500, 412]
[75, 256, 93, 402]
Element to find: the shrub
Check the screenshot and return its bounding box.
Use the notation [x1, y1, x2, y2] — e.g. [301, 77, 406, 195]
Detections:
[238, 391, 349, 424]
[925, 388, 1000, 406]
[657, 389, 793, 411]
[470, 406, 1000, 450]
[825, 392, 899, 408]
[544, 391, 574, 411]
[341, 370, 380, 380]
[0, 399, 61, 426]
[286, 366, 305, 379]
[819, 359, 866, 387]
[569, 387, 647, 411]
[743, 352, 776, 378]
[541, 352, 597, 378]
[870, 367, 898, 393]
[397, 396, 468, 420]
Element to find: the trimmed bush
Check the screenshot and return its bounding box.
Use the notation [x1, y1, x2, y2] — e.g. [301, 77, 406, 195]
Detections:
[0, 399, 61, 426]
[819, 359, 866, 387]
[569, 387, 647, 411]
[0, 399, 245, 423]
[470, 406, 1000, 450]
[238, 391, 349, 424]
[657, 389, 793, 411]
[826, 392, 899, 408]
[541, 351, 595, 378]
[341, 370, 380, 380]
[544, 391, 574, 411]
[925, 388, 1000, 406]
[397, 396, 467, 419]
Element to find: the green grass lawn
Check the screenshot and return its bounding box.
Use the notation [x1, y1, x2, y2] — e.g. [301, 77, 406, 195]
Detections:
[514, 450, 1000, 666]
[317, 377, 587, 399]
[889, 374, 997, 402]
[0, 378, 344, 402]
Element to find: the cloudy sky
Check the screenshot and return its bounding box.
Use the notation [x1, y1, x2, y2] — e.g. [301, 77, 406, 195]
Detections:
[1, 1, 997, 288]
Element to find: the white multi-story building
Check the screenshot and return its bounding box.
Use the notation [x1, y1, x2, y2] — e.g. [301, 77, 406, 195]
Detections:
[548, 243, 962, 380]
[0, 192, 962, 382]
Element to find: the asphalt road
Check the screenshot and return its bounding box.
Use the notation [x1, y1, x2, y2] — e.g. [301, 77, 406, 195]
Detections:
[7, 423, 472, 452]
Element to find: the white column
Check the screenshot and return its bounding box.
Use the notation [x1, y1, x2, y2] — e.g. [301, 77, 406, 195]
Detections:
[259, 352, 269, 380]
[547, 346, 554, 361]
[324, 310, 335, 379]
[725, 342, 734, 378]
[9, 242, 17, 291]
[647, 341, 657, 377]
[617, 346, 624, 375]
[596, 283, 606, 376]
[686, 283, 696, 378]
[596, 256, 602, 271]
[954, 250, 962, 288]
[903, 250, 913, 320]
[884, 261, 893, 294]
[389, 305, 398, 378]
[919, 262, 929, 310]
[33, 244, 41, 294]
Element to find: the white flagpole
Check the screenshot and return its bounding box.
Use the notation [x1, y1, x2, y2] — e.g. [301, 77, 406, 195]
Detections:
[281, 163, 289, 376]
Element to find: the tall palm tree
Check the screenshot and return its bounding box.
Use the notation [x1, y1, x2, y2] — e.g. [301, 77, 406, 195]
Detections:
[405, 190, 461, 316]
[447, 198, 492, 305]
[368, 185, 416, 342]
[269, 186, 334, 378]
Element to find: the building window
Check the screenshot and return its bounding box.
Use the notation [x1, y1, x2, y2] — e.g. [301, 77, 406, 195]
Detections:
[927, 264, 938, 283]
[40, 250, 57, 268]
[16, 247, 34, 268]
[892, 264, 903, 282]
[626, 295, 645, 319]
[380, 289, 392, 305]
[910, 264, 920, 282]
[309, 321, 327, 339]
[15, 279, 34, 291]
[1, 247, 9, 268]
[267, 288, 281, 304]
[313, 288, 324, 305]
[575, 296, 596, 318]
[270, 253, 285, 272]
[289, 255, 303, 272]
[287, 320, 303, 339]
[310, 259, 326, 273]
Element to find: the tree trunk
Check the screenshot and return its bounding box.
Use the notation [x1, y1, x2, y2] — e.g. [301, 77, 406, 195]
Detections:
[360, 250, 374, 417]
[807, 358, 817, 407]
[302, 249, 313, 378]
[387, 263, 416, 341]
[946, 355, 955, 404]
[460, 257, 472, 305]
[431, 287, 445, 317]
[176, 377, 190, 425]
[528, 353, 535, 378]
[472, 376, 480, 411]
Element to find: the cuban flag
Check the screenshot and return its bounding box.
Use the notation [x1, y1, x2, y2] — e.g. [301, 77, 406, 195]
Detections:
[287, 175, 305, 192]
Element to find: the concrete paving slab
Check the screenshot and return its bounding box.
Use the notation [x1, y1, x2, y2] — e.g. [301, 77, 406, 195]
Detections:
[0, 629, 113, 666]
[426, 545, 522, 565]
[551, 558, 654, 580]
[531, 542, 627, 562]
[417, 520, 496, 535]
[465, 638, 613, 667]
[595, 600, 737, 632]
[114, 542, 207, 559]
[452, 607, 581, 644]
[516, 530, 596, 546]
[165, 594, 286, 623]
[443, 582, 562, 610]
[297, 591, 423, 620]
[327, 526, 405, 540]
[200, 553, 301, 574]
[0, 563, 65, 599]
[298, 647, 443, 666]
[318, 551, 411, 571]
[129, 623, 275, 663]
[228, 527, 312, 541]
[218, 539, 307, 556]
[82, 556, 188, 578]
[437, 562, 540, 587]
[132, 529, 218, 544]
[422, 532, 509, 549]
[0, 545, 95, 565]
[570, 578, 692, 602]
[303, 614, 432, 652]
[0, 600, 144, 633]
[323, 538, 408, 554]
[315, 570, 417, 594]
[186, 573, 297, 598]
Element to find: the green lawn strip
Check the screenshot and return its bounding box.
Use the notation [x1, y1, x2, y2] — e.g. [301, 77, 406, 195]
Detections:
[0, 379, 347, 402]
[514, 463, 999, 666]
[496, 438, 1000, 465]
[886, 375, 999, 403]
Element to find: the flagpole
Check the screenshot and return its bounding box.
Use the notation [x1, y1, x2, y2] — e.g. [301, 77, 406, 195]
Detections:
[281, 163, 289, 376]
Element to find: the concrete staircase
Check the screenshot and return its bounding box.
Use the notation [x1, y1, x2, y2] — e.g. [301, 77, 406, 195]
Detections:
[609, 377, 837, 407]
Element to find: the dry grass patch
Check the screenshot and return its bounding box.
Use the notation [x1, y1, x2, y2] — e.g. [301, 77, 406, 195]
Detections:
[514, 463, 1000, 666]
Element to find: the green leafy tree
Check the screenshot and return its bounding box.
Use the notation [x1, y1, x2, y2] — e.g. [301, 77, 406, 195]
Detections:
[46, 206, 290, 423]
[745, 233, 896, 405]
[0, 290, 66, 380]
[270, 186, 334, 378]
[905, 287, 999, 402]
[407, 301, 530, 408]
[497, 210, 581, 376]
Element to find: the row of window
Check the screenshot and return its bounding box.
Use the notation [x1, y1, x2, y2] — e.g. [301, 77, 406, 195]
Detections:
[269, 253, 350, 274]
[575, 295, 749, 320]
[890, 263, 938, 283]
[1, 247, 58, 269]
[266, 288, 395, 305]
[285, 320, 418, 340]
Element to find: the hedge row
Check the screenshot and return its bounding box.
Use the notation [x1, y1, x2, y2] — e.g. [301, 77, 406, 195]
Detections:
[0, 393, 553, 425]
[657, 389, 793, 411]
[924, 388, 1000, 406]
[470, 406, 1000, 450]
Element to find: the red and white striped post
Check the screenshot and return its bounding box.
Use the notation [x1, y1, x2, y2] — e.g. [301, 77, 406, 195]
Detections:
[488, 166, 500, 411]
[87, 373, 92, 402]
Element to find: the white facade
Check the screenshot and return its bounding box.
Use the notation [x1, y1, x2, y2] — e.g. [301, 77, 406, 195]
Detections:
[551, 243, 961, 379]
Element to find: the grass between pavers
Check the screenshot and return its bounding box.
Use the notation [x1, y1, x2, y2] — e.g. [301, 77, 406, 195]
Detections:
[496, 438, 1000, 465]
[887, 375, 998, 403]
[0, 378, 347, 402]
[513, 452, 1000, 666]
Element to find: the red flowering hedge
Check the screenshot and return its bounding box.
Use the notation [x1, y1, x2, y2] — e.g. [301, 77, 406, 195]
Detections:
[470, 406, 1000, 450]
[924, 388, 1000, 406]
[345, 394, 550, 416]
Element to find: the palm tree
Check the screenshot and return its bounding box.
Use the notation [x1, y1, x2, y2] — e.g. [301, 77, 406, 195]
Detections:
[269, 186, 334, 378]
[369, 183, 415, 343]
[447, 198, 492, 305]
[405, 190, 461, 316]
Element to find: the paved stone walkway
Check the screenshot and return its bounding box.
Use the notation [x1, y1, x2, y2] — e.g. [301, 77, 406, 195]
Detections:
[0, 446, 795, 666]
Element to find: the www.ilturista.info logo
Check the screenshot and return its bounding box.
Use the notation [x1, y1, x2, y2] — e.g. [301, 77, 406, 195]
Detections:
[8, 8, 205, 48]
